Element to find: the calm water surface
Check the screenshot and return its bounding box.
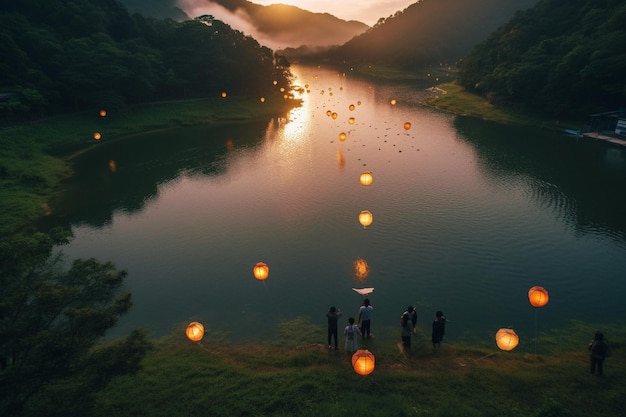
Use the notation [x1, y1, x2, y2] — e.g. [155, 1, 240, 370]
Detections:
[49, 65, 626, 349]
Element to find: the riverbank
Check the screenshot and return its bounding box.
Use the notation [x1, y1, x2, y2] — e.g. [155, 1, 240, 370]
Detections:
[0, 95, 300, 237]
[87, 319, 625, 417]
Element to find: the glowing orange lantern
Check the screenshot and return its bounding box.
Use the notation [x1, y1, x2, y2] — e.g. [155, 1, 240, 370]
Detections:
[495, 328, 519, 351]
[221, 92, 227, 98]
[273, 80, 278, 85]
[326, 110, 332, 117]
[99, 109, 107, 117]
[404, 122, 411, 130]
[353, 258, 370, 281]
[359, 171, 373, 186]
[349, 104, 355, 111]
[348, 117, 355, 125]
[260, 97, 265, 103]
[186, 321, 204, 342]
[359, 210, 373, 228]
[352, 349, 375, 376]
[93, 132, 102, 140]
[253, 262, 269, 280]
[331, 112, 338, 120]
[339, 132, 347, 141]
[528, 286, 549, 307]
[390, 99, 397, 105]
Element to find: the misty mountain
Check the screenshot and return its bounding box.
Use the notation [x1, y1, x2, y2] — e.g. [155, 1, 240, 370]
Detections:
[119, 0, 369, 50]
[315, 0, 538, 68]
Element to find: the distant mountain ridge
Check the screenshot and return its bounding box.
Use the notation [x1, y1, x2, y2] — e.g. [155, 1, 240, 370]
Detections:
[316, 0, 538, 67]
[120, 0, 369, 49]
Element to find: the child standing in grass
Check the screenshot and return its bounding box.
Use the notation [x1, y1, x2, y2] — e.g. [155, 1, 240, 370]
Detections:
[344, 317, 361, 353]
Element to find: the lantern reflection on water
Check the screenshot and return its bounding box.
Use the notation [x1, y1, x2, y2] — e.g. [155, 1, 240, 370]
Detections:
[353, 258, 370, 281]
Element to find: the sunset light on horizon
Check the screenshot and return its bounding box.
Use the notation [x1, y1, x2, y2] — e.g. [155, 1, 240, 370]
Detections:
[224, 0, 416, 26]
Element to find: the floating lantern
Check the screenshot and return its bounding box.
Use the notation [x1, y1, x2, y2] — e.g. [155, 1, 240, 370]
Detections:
[404, 122, 412, 130]
[353, 258, 370, 281]
[186, 322, 204, 342]
[339, 132, 347, 141]
[108, 160, 116, 173]
[495, 328, 519, 351]
[326, 110, 332, 117]
[280, 87, 285, 92]
[260, 97, 265, 103]
[359, 210, 373, 228]
[357, 101, 362, 105]
[331, 112, 338, 120]
[273, 80, 278, 85]
[352, 349, 375, 376]
[99, 109, 107, 117]
[348, 117, 355, 125]
[359, 171, 373, 186]
[93, 132, 102, 140]
[528, 286, 549, 307]
[390, 99, 397, 105]
[253, 262, 269, 280]
[349, 104, 355, 111]
[221, 92, 227, 98]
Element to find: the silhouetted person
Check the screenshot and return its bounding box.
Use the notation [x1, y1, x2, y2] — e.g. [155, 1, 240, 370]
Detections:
[431, 311, 446, 352]
[358, 298, 373, 339]
[588, 331, 611, 376]
[326, 306, 342, 349]
[401, 312, 412, 350]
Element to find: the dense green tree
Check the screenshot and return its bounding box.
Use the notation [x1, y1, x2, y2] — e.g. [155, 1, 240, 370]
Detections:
[0, 231, 153, 417]
[458, 0, 626, 118]
[0, 0, 293, 122]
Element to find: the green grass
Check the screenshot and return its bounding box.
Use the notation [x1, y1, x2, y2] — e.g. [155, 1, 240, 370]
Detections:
[0, 95, 299, 237]
[424, 82, 584, 129]
[88, 319, 625, 417]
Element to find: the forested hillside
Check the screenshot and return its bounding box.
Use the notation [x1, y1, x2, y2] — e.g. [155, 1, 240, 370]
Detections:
[0, 0, 292, 121]
[458, 0, 626, 118]
[312, 0, 537, 67]
[120, 0, 369, 50]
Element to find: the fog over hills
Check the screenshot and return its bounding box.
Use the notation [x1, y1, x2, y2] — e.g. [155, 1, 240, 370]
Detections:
[120, 0, 369, 49]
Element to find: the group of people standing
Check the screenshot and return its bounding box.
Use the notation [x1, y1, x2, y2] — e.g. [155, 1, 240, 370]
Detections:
[326, 298, 446, 353]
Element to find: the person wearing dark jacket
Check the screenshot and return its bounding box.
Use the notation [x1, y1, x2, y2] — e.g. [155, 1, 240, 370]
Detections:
[588, 331, 611, 376]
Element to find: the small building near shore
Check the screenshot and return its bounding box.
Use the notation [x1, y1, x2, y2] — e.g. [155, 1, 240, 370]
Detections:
[587, 109, 626, 137]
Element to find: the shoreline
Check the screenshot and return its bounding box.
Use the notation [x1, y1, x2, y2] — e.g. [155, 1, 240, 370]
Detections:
[0, 95, 301, 237]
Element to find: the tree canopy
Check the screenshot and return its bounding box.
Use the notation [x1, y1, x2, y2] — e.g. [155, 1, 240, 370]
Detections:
[457, 0, 626, 118]
[0, 231, 153, 417]
[0, 0, 292, 121]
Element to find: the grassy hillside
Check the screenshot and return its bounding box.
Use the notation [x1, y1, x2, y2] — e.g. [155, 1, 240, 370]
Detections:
[85, 319, 626, 417]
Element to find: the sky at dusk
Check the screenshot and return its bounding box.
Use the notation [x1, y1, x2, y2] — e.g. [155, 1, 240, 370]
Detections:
[249, 0, 416, 25]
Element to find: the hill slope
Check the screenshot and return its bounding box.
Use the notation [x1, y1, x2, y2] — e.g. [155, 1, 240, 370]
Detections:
[120, 0, 369, 49]
[316, 0, 537, 67]
[457, 0, 626, 118]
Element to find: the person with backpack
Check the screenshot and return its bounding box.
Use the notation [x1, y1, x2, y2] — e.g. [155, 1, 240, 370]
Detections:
[588, 331, 611, 376]
[344, 317, 361, 353]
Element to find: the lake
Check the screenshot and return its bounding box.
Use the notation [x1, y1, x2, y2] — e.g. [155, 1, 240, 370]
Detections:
[48, 65, 626, 350]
